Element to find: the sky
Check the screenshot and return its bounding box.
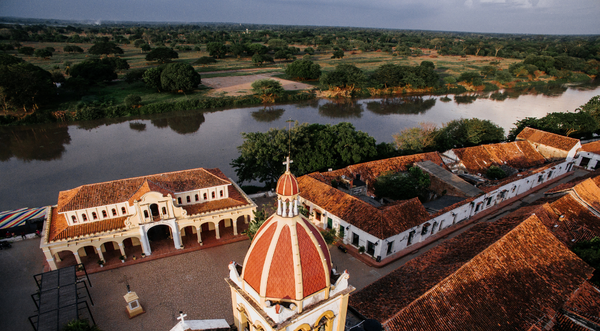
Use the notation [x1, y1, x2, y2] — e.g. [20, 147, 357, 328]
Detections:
[1, 0, 599, 35]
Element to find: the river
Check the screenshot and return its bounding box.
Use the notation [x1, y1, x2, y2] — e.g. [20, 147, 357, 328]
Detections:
[1, 83, 599, 211]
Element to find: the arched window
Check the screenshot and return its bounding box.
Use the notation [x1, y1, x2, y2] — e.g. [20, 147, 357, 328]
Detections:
[162, 207, 167, 215]
[82, 214, 88, 221]
[220, 190, 223, 197]
[121, 207, 126, 214]
[92, 212, 98, 220]
[144, 210, 149, 218]
[102, 210, 107, 218]
[195, 194, 199, 201]
[186, 196, 191, 203]
[178, 197, 182, 204]
[212, 192, 215, 199]
[112, 208, 117, 216]
[71, 215, 77, 223]
[203, 193, 207, 200]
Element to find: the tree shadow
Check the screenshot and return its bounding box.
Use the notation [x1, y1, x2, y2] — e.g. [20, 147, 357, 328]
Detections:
[318, 99, 363, 118]
[0, 124, 71, 162]
[251, 107, 285, 122]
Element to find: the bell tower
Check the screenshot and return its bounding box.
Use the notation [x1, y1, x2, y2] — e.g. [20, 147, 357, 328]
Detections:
[226, 157, 355, 331]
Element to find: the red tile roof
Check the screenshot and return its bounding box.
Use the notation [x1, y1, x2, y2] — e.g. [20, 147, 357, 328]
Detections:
[350, 215, 594, 331]
[580, 140, 600, 154]
[276, 172, 299, 196]
[57, 168, 231, 212]
[48, 207, 127, 242]
[314, 152, 444, 190]
[516, 127, 580, 152]
[562, 281, 600, 327]
[298, 175, 430, 238]
[266, 225, 295, 299]
[243, 218, 277, 294]
[571, 178, 600, 212]
[451, 141, 546, 174]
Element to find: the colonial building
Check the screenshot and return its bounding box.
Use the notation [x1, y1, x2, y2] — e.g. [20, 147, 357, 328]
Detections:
[349, 212, 600, 331]
[574, 140, 600, 170]
[40, 167, 256, 270]
[226, 158, 355, 331]
[298, 128, 578, 263]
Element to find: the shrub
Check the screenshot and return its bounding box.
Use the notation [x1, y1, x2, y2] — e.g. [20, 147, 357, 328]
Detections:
[194, 56, 217, 65]
[486, 166, 507, 180]
[124, 95, 142, 108]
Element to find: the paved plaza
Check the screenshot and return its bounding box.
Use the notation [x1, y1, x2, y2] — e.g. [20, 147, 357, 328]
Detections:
[0, 169, 588, 331]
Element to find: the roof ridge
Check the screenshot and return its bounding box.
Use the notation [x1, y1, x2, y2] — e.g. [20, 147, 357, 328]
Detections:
[382, 215, 555, 325]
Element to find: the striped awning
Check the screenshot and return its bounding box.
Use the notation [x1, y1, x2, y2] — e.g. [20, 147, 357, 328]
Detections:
[0, 207, 47, 230]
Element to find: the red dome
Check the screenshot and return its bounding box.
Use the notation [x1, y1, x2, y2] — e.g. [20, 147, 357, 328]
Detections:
[242, 214, 332, 301]
[276, 172, 299, 196]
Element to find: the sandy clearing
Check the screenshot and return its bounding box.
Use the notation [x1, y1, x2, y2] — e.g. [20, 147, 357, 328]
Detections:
[201, 73, 314, 96]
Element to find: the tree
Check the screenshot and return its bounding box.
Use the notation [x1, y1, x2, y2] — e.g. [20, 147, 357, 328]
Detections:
[320, 64, 365, 89]
[34, 49, 53, 59]
[480, 66, 497, 78]
[206, 42, 227, 58]
[331, 49, 344, 59]
[304, 47, 315, 55]
[268, 38, 287, 48]
[486, 166, 507, 180]
[160, 62, 201, 92]
[393, 122, 437, 153]
[101, 57, 129, 72]
[140, 44, 152, 53]
[572, 237, 600, 286]
[435, 118, 505, 150]
[145, 47, 178, 63]
[244, 208, 268, 241]
[62, 319, 101, 331]
[231, 122, 378, 186]
[88, 41, 123, 55]
[18, 46, 34, 56]
[124, 68, 146, 83]
[373, 167, 431, 201]
[458, 72, 483, 85]
[285, 59, 321, 80]
[195, 56, 217, 65]
[124, 94, 142, 108]
[251, 79, 284, 103]
[69, 59, 118, 84]
[0, 62, 55, 113]
[252, 53, 274, 66]
[142, 67, 163, 92]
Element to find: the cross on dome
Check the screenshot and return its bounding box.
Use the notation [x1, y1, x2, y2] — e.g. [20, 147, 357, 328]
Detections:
[177, 312, 187, 323]
[283, 156, 293, 173]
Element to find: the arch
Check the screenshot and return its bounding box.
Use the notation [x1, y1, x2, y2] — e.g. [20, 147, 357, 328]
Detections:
[314, 311, 335, 331]
[112, 208, 117, 216]
[150, 204, 160, 217]
[253, 321, 265, 331]
[147, 223, 176, 252]
[180, 225, 199, 246]
[52, 249, 79, 269]
[122, 237, 144, 259]
[294, 324, 312, 331]
[99, 240, 123, 265]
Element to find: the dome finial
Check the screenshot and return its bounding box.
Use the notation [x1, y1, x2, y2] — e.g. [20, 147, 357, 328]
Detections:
[283, 155, 293, 173]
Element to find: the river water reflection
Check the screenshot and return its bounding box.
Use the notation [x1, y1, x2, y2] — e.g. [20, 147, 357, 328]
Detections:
[1, 83, 599, 210]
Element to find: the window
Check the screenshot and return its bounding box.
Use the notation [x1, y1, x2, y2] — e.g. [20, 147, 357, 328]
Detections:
[486, 197, 493, 206]
[144, 210, 149, 218]
[212, 192, 215, 199]
[315, 211, 321, 221]
[178, 197, 182, 204]
[220, 190, 224, 197]
[421, 224, 430, 235]
[102, 210, 107, 218]
[366, 241, 375, 256]
[71, 215, 77, 223]
[538, 175, 543, 183]
[203, 193, 207, 200]
[186, 196, 191, 203]
[112, 208, 117, 216]
[580, 157, 591, 168]
[407, 230, 416, 245]
[92, 212, 97, 220]
[339, 225, 345, 238]
[82, 214, 88, 221]
[386, 241, 394, 255]
[327, 217, 333, 229]
[352, 233, 359, 246]
[195, 194, 199, 201]
[475, 203, 482, 213]
[162, 207, 167, 215]
[547, 171, 553, 179]
[431, 222, 438, 235]
[121, 207, 126, 215]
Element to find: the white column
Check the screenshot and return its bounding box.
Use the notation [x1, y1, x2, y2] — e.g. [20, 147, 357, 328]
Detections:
[197, 226, 203, 245]
[233, 218, 238, 236]
[277, 199, 282, 216]
[118, 242, 126, 259]
[170, 220, 182, 249]
[215, 221, 221, 239]
[293, 199, 298, 216]
[96, 246, 105, 262]
[73, 251, 82, 264]
[54, 252, 62, 262]
[139, 226, 152, 256]
[43, 249, 58, 271]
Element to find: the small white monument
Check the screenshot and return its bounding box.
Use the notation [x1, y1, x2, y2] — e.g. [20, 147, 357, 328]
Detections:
[124, 287, 145, 318]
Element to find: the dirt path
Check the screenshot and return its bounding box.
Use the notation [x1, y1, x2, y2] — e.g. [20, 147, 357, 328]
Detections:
[202, 73, 314, 96]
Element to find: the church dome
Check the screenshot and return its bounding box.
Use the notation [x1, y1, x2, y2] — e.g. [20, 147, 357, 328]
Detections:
[241, 213, 332, 301]
[276, 172, 299, 196]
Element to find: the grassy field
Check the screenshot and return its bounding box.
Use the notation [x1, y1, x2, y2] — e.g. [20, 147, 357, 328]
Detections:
[6, 41, 524, 114]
